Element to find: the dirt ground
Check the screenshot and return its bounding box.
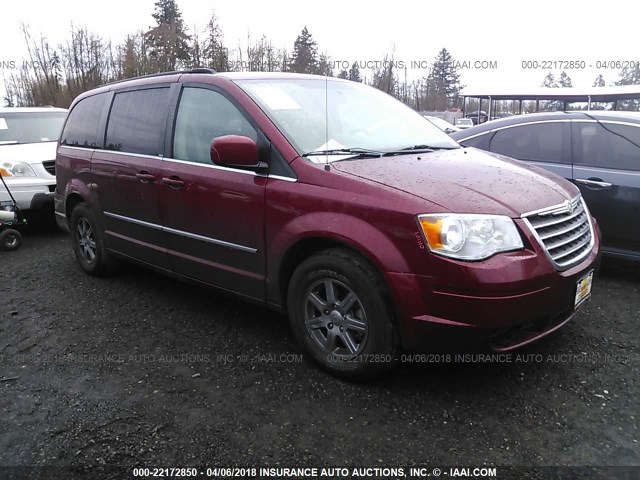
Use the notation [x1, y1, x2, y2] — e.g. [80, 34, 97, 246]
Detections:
[0, 223, 638, 479]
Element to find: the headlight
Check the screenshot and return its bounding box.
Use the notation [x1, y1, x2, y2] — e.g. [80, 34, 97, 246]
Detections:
[0, 161, 37, 177]
[418, 214, 524, 260]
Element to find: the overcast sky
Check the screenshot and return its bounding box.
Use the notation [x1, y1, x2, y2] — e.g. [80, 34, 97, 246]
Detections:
[1, 0, 638, 103]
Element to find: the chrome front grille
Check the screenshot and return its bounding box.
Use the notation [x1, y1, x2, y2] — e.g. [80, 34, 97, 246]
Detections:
[523, 196, 594, 269]
[42, 160, 56, 176]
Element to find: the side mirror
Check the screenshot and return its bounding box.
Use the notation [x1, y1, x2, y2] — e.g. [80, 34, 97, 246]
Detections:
[210, 135, 267, 171]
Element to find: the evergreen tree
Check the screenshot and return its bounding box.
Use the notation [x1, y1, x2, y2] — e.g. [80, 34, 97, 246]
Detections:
[144, 0, 191, 72]
[558, 71, 573, 87]
[616, 64, 640, 85]
[541, 72, 557, 87]
[289, 27, 318, 74]
[371, 53, 397, 95]
[427, 48, 463, 110]
[202, 11, 228, 71]
[592, 74, 605, 87]
[189, 28, 202, 69]
[337, 69, 348, 79]
[121, 35, 141, 78]
[615, 65, 640, 109]
[348, 62, 362, 82]
[317, 53, 333, 76]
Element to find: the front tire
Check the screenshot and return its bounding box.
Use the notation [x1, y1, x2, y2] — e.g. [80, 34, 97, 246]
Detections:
[288, 248, 398, 380]
[70, 203, 118, 276]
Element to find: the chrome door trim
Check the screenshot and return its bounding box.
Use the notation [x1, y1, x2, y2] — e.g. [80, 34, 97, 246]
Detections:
[103, 211, 258, 253]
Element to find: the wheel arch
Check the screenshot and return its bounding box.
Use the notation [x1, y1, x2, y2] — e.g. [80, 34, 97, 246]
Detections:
[270, 214, 412, 312]
[65, 192, 85, 225]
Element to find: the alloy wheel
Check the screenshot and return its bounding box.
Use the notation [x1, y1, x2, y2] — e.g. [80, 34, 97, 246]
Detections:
[76, 217, 96, 263]
[303, 278, 369, 356]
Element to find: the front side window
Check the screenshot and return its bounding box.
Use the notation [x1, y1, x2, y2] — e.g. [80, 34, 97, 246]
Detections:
[0, 111, 66, 145]
[173, 87, 257, 164]
[236, 78, 459, 161]
[61, 93, 107, 148]
[489, 122, 567, 163]
[573, 121, 640, 171]
[105, 88, 171, 155]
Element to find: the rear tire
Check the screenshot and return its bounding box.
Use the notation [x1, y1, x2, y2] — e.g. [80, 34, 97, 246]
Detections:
[287, 248, 398, 380]
[70, 203, 118, 276]
[0, 229, 22, 251]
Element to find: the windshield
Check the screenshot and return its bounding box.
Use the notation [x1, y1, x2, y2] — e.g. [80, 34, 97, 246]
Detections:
[0, 112, 66, 145]
[236, 78, 460, 161]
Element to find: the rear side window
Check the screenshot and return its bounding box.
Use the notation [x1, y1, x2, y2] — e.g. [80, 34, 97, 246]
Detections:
[489, 122, 568, 163]
[61, 93, 107, 148]
[173, 87, 257, 164]
[106, 88, 171, 155]
[573, 121, 640, 171]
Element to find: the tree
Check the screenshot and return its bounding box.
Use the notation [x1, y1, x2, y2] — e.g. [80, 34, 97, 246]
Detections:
[370, 53, 397, 95]
[615, 65, 640, 110]
[317, 53, 333, 76]
[348, 62, 362, 82]
[592, 74, 605, 87]
[427, 48, 464, 110]
[616, 64, 640, 86]
[189, 27, 202, 69]
[289, 27, 318, 74]
[4, 24, 120, 107]
[120, 34, 148, 78]
[202, 11, 228, 71]
[558, 71, 573, 87]
[337, 69, 348, 79]
[541, 72, 557, 88]
[244, 34, 286, 72]
[144, 0, 191, 72]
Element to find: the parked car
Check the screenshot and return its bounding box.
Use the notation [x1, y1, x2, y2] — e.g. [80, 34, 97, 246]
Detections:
[465, 110, 488, 124]
[422, 115, 461, 134]
[0, 107, 67, 218]
[55, 70, 600, 379]
[451, 111, 639, 262]
[455, 118, 474, 129]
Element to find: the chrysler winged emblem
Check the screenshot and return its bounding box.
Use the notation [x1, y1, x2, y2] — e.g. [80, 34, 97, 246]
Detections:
[565, 200, 574, 214]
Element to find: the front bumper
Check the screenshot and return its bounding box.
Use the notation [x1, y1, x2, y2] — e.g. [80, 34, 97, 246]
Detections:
[390, 223, 602, 352]
[1, 178, 55, 211]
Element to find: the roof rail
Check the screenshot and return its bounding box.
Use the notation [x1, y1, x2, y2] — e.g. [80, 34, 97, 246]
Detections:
[104, 68, 217, 87]
[187, 68, 217, 74]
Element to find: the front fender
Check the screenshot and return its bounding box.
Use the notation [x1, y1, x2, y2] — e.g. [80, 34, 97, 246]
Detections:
[266, 211, 413, 307]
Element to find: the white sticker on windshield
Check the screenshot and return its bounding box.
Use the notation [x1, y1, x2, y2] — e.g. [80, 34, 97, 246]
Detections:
[307, 139, 355, 163]
[251, 85, 301, 110]
[313, 139, 346, 152]
[0, 118, 7, 130]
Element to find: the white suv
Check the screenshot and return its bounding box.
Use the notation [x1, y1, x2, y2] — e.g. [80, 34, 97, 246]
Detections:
[0, 107, 67, 216]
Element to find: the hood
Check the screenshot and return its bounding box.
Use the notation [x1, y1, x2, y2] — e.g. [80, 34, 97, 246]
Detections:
[0, 141, 58, 165]
[331, 147, 579, 217]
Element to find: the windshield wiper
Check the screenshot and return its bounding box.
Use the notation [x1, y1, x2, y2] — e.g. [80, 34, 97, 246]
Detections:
[302, 148, 383, 158]
[381, 144, 459, 156]
[400, 144, 437, 151]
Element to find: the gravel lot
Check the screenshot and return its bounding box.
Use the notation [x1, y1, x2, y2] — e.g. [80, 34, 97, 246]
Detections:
[1, 223, 638, 478]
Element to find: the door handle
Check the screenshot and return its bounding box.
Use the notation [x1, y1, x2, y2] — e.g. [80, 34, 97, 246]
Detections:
[575, 178, 612, 189]
[162, 176, 185, 188]
[135, 171, 156, 183]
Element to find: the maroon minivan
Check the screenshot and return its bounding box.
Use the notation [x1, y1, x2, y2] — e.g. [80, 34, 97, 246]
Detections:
[54, 70, 601, 378]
